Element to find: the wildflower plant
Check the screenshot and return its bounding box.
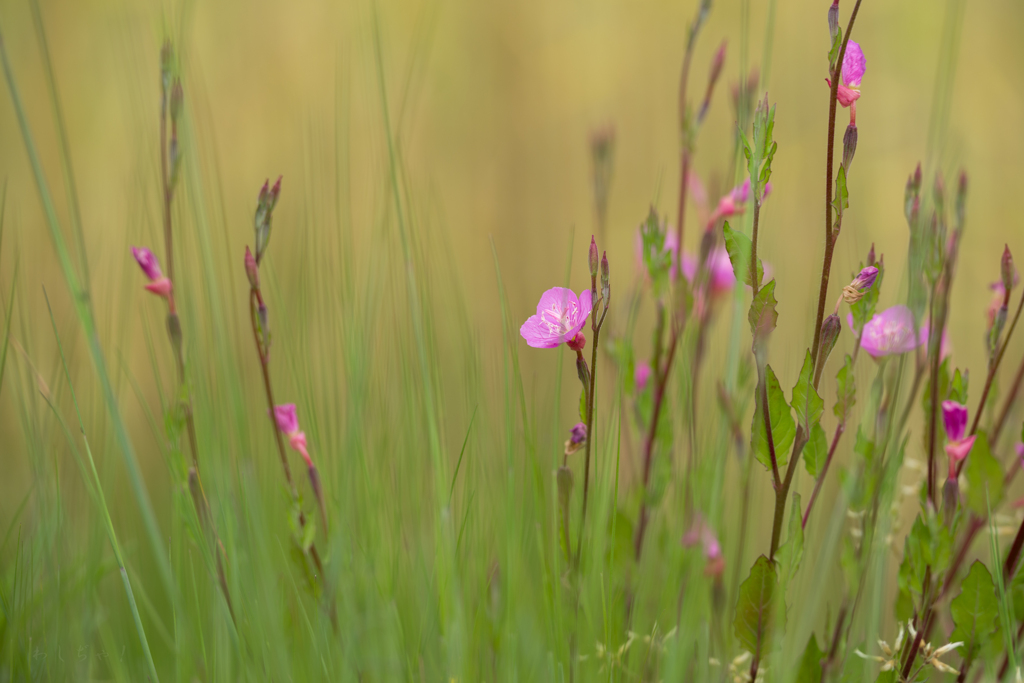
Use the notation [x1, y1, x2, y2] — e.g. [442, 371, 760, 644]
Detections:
[6, 0, 1024, 681]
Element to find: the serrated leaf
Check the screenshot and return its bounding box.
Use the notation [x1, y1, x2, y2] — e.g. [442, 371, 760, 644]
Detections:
[733, 556, 781, 660]
[748, 279, 779, 349]
[964, 431, 1004, 515]
[792, 350, 824, 431]
[950, 560, 1000, 665]
[751, 364, 796, 470]
[778, 492, 804, 586]
[723, 221, 763, 288]
[833, 354, 856, 422]
[796, 635, 824, 683]
[803, 422, 829, 478]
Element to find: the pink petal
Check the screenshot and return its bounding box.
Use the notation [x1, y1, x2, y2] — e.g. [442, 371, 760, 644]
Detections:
[941, 400, 969, 443]
[144, 277, 173, 298]
[273, 404, 300, 434]
[635, 363, 652, 392]
[945, 435, 976, 464]
[842, 41, 866, 88]
[131, 246, 163, 281]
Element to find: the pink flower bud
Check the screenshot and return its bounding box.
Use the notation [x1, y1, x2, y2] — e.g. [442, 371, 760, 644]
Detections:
[273, 404, 299, 435]
[635, 363, 652, 392]
[245, 246, 260, 289]
[942, 400, 976, 465]
[589, 235, 599, 278]
[132, 246, 173, 300]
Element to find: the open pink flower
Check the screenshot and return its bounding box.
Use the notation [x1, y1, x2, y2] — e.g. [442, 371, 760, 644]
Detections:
[826, 41, 866, 121]
[848, 305, 921, 358]
[273, 403, 312, 466]
[520, 287, 593, 349]
[942, 400, 976, 474]
[131, 247, 173, 299]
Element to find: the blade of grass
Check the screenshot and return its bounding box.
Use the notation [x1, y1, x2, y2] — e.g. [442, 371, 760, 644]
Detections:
[42, 291, 160, 682]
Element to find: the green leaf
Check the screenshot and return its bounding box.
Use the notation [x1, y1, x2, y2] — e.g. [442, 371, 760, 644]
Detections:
[795, 634, 824, 683]
[777, 492, 804, 586]
[853, 426, 875, 466]
[951, 367, 969, 405]
[579, 388, 587, 423]
[803, 422, 829, 478]
[748, 279, 779, 350]
[833, 165, 849, 217]
[792, 350, 824, 431]
[964, 431, 1004, 515]
[733, 556, 781, 660]
[833, 354, 856, 422]
[828, 27, 843, 68]
[640, 207, 671, 296]
[950, 560, 1000, 665]
[751, 364, 796, 470]
[723, 221, 763, 289]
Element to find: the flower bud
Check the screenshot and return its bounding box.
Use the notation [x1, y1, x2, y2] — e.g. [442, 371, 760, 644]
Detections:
[565, 422, 588, 456]
[589, 235, 599, 279]
[867, 243, 876, 267]
[258, 303, 270, 351]
[942, 476, 959, 527]
[245, 246, 260, 289]
[600, 251, 610, 306]
[828, 0, 840, 44]
[254, 177, 281, 264]
[850, 265, 878, 292]
[1002, 245, 1015, 296]
[842, 124, 857, 170]
[169, 80, 183, 123]
[818, 313, 841, 369]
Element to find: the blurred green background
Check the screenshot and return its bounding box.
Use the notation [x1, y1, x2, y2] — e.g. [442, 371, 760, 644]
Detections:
[1, 0, 1023, 675]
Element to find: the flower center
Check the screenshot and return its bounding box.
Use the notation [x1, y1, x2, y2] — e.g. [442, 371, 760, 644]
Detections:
[540, 301, 576, 336]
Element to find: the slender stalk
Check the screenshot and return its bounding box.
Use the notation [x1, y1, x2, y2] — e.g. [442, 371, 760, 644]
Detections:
[926, 285, 942, 504]
[993, 350, 1024, 444]
[769, 429, 806, 559]
[809, 0, 865, 371]
[802, 422, 844, 529]
[971, 288, 1024, 437]
[574, 299, 602, 568]
[1004, 514, 1024, 582]
[634, 323, 682, 561]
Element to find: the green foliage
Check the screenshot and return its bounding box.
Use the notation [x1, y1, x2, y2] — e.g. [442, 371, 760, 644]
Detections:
[733, 556, 782, 660]
[741, 96, 778, 203]
[751, 364, 796, 470]
[963, 431, 1004, 515]
[640, 207, 671, 296]
[777, 492, 804, 585]
[748, 279, 779, 353]
[828, 27, 843, 69]
[796, 634, 824, 683]
[950, 561, 1000, 665]
[803, 422, 829, 477]
[833, 165, 849, 219]
[792, 350, 824, 432]
[896, 513, 954, 620]
[833, 354, 856, 422]
[723, 221, 764, 289]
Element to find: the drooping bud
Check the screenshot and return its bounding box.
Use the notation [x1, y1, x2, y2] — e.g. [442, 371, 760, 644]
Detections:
[828, 0, 840, 44]
[942, 476, 958, 527]
[589, 235, 599, 279]
[842, 124, 857, 170]
[842, 266, 879, 304]
[817, 313, 842, 370]
[1002, 245, 1014, 295]
[245, 246, 260, 290]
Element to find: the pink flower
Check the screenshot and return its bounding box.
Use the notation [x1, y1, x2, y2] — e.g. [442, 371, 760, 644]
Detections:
[848, 305, 921, 358]
[520, 287, 593, 349]
[569, 422, 587, 446]
[635, 363, 652, 392]
[826, 41, 866, 120]
[682, 516, 724, 577]
[681, 247, 736, 296]
[273, 403, 311, 465]
[131, 247, 173, 299]
[942, 400, 976, 473]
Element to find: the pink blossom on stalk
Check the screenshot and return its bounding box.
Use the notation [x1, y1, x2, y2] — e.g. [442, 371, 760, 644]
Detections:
[131, 247, 173, 299]
[520, 287, 593, 349]
[273, 404, 312, 465]
[848, 305, 921, 358]
[942, 400, 976, 474]
[635, 363, 652, 392]
[825, 41, 866, 122]
[681, 247, 736, 296]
